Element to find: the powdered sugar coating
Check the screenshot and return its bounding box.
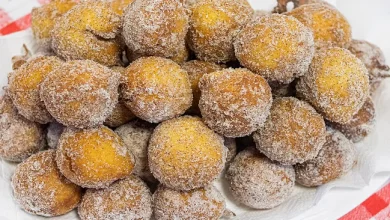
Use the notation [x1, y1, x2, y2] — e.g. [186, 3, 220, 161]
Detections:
[12, 150, 82, 217]
[199, 68, 272, 137]
[78, 175, 153, 220]
[234, 14, 314, 84]
[148, 116, 226, 191]
[253, 97, 326, 165]
[348, 39, 390, 92]
[296, 47, 370, 124]
[153, 185, 225, 220]
[51, 2, 122, 66]
[8, 56, 63, 124]
[329, 98, 375, 143]
[56, 126, 135, 188]
[40, 60, 120, 129]
[285, 3, 352, 48]
[123, 0, 188, 59]
[226, 148, 295, 209]
[188, 0, 254, 63]
[0, 95, 46, 162]
[46, 121, 64, 149]
[115, 120, 156, 183]
[120, 56, 192, 123]
[295, 128, 356, 187]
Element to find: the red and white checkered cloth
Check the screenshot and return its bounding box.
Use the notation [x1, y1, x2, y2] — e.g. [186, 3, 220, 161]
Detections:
[0, 0, 390, 220]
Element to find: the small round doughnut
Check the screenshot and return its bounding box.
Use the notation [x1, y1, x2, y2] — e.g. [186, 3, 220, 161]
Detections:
[56, 126, 135, 188]
[296, 47, 370, 124]
[226, 148, 295, 209]
[115, 120, 156, 183]
[181, 60, 223, 114]
[51, 1, 122, 66]
[123, 0, 188, 59]
[329, 98, 375, 143]
[234, 14, 314, 84]
[104, 101, 136, 128]
[78, 175, 152, 220]
[12, 150, 82, 217]
[46, 121, 65, 149]
[199, 68, 272, 137]
[285, 3, 352, 48]
[31, 0, 77, 47]
[120, 56, 192, 123]
[8, 56, 62, 124]
[295, 129, 356, 187]
[188, 0, 254, 63]
[0, 95, 45, 162]
[148, 116, 226, 191]
[348, 39, 390, 93]
[109, 0, 135, 15]
[171, 44, 190, 64]
[253, 97, 326, 165]
[40, 60, 121, 129]
[153, 185, 225, 220]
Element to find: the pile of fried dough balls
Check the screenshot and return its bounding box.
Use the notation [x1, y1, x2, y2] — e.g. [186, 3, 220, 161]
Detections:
[1, 0, 388, 219]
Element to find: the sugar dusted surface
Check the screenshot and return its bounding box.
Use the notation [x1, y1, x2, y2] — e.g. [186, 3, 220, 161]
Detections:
[40, 60, 120, 129]
[51, 2, 122, 66]
[153, 185, 225, 220]
[148, 116, 226, 191]
[295, 128, 356, 187]
[11, 150, 82, 217]
[56, 126, 134, 188]
[0, 95, 46, 162]
[226, 148, 295, 209]
[253, 97, 326, 165]
[199, 68, 272, 137]
[123, 0, 188, 59]
[296, 47, 370, 124]
[329, 97, 375, 143]
[188, 0, 254, 63]
[46, 121, 65, 149]
[115, 119, 156, 183]
[120, 57, 192, 123]
[8, 56, 63, 124]
[234, 14, 314, 83]
[78, 175, 152, 220]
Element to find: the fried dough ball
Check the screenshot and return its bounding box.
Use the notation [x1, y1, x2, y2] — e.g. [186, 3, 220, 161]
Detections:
[171, 44, 190, 64]
[296, 47, 370, 124]
[12, 150, 82, 217]
[123, 0, 188, 59]
[47, 121, 65, 149]
[285, 4, 352, 48]
[348, 39, 390, 93]
[149, 116, 226, 191]
[234, 14, 314, 84]
[199, 68, 272, 137]
[40, 60, 120, 129]
[115, 120, 156, 183]
[121, 57, 192, 123]
[153, 185, 225, 220]
[253, 97, 326, 165]
[51, 2, 122, 66]
[329, 98, 375, 143]
[181, 60, 223, 114]
[0, 95, 45, 162]
[78, 175, 152, 220]
[31, 0, 77, 47]
[56, 126, 135, 188]
[104, 102, 136, 128]
[109, 0, 135, 15]
[226, 148, 295, 209]
[295, 129, 356, 187]
[188, 0, 254, 63]
[8, 56, 62, 124]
